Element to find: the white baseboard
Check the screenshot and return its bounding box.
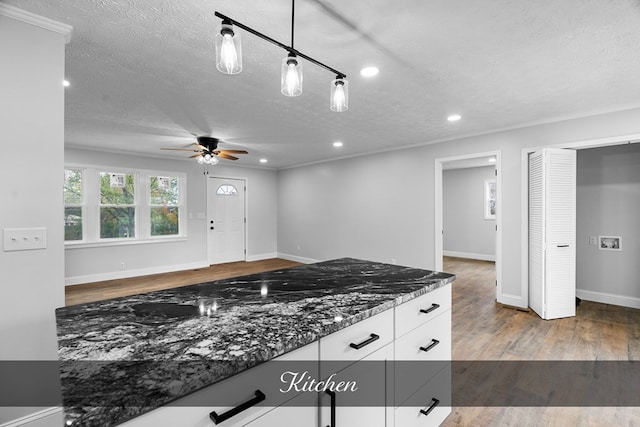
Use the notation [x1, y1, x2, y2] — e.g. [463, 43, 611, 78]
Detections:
[277, 253, 321, 264]
[1, 407, 63, 427]
[443, 250, 496, 262]
[65, 261, 209, 286]
[497, 293, 528, 309]
[577, 289, 640, 309]
[246, 252, 278, 262]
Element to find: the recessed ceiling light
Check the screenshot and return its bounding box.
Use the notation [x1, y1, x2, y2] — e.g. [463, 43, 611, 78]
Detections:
[63, 80, 70, 87]
[360, 66, 379, 77]
[333, 141, 343, 147]
[447, 114, 461, 122]
[259, 158, 268, 163]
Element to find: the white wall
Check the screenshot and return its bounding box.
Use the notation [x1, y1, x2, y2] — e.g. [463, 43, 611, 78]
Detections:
[443, 166, 496, 260]
[0, 6, 70, 425]
[277, 106, 640, 308]
[65, 148, 278, 284]
[576, 143, 640, 308]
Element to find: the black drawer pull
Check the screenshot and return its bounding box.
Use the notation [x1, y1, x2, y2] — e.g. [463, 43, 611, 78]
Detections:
[325, 390, 336, 427]
[420, 303, 440, 314]
[557, 244, 569, 248]
[210, 390, 265, 424]
[349, 333, 379, 350]
[419, 397, 440, 417]
[419, 339, 440, 353]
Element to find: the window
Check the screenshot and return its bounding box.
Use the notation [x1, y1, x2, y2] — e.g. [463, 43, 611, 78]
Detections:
[100, 172, 136, 239]
[64, 169, 84, 241]
[150, 176, 180, 236]
[216, 184, 238, 195]
[64, 166, 186, 246]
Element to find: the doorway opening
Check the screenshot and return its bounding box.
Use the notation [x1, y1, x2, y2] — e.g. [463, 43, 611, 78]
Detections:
[521, 134, 640, 311]
[435, 151, 503, 303]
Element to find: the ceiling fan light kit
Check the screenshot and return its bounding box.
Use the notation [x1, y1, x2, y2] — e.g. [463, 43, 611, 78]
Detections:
[214, 0, 348, 111]
[161, 136, 248, 170]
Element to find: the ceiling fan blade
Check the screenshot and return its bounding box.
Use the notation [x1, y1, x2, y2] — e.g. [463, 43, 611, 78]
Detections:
[218, 149, 248, 154]
[189, 154, 202, 158]
[217, 153, 239, 160]
[161, 148, 201, 152]
[192, 143, 207, 150]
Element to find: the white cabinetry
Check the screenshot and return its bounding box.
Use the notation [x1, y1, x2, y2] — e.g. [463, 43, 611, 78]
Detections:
[394, 284, 452, 427]
[120, 285, 452, 427]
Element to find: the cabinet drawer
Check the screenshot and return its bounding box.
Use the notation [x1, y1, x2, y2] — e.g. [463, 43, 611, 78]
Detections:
[395, 366, 451, 427]
[394, 310, 451, 406]
[395, 284, 451, 338]
[244, 393, 318, 427]
[319, 344, 391, 427]
[120, 342, 318, 427]
[320, 309, 393, 362]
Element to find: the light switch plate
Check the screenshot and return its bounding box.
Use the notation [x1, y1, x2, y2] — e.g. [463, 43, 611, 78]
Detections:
[3, 228, 47, 251]
[589, 236, 597, 245]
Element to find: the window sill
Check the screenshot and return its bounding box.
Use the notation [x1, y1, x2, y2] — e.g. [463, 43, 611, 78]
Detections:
[65, 236, 188, 249]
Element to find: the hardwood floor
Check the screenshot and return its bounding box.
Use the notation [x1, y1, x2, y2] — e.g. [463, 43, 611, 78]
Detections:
[65, 256, 640, 425]
[442, 256, 640, 427]
[65, 258, 301, 306]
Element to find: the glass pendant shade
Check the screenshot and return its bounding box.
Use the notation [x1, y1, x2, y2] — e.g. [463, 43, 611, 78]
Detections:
[281, 54, 303, 96]
[330, 77, 348, 112]
[215, 22, 242, 74]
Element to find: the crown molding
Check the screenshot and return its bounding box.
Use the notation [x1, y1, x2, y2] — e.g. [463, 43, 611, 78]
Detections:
[0, 3, 72, 43]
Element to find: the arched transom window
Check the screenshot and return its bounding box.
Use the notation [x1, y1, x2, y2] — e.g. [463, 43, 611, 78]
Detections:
[216, 184, 238, 195]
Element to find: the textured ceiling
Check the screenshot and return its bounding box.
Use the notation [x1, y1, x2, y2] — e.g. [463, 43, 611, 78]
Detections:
[7, 0, 640, 168]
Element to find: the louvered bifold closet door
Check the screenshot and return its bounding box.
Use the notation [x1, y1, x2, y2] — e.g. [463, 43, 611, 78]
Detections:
[544, 149, 576, 319]
[528, 148, 576, 320]
[528, 151, 545, 318]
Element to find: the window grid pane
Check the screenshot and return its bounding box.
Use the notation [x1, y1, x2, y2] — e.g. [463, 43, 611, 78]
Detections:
[64, 169, 83, 241]
[99, 172, 136, 239]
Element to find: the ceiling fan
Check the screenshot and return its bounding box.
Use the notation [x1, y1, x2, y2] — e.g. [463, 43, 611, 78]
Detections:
[161, 136, 248, 163]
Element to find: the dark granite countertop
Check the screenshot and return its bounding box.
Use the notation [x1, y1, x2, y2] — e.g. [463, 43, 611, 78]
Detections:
[56, 258, 454, 426]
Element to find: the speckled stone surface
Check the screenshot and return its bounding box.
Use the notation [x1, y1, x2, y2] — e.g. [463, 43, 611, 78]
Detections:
[57, 258, 454, 426]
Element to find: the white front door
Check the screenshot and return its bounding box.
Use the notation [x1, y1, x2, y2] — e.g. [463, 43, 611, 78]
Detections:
[207, 177, 246, 265]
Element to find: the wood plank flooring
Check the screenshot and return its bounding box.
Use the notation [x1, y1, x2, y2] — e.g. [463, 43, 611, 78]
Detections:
[442, 256, 640, 427]
[65, 258, 301, 306]
[65, 256, 640, 425]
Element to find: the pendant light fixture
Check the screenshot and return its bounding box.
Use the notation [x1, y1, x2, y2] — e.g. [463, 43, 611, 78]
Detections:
[214, 0, 348, 111]
[330, 77, 348, 112]
[215, 19, 242, 74]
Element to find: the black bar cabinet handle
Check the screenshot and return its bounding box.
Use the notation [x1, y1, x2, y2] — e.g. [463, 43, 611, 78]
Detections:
[349, 333, 379, 350]
[557, 244, 569, 248]
[419, 397, 440, 417]
[420, 303, 440, 314]
[419, 339, 440, 353]
[325, 390, 336, 427]
[210, 390, 266, 424]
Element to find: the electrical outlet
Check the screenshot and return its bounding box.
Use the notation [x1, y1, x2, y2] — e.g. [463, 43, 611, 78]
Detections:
[297, 244, 301, 251]
[391, 258, 397, 264]
[589, 236, 597, 245]
[120, 262, 126, 270]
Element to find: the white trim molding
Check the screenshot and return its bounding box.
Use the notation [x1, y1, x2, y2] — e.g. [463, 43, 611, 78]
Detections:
[0, 4, 72, 43]
[443, 251, 496, 262]
[577, 289, 640, 310]
[277, 253, 321, 264]
[0, 407, 63, 427]
[65, 261, 208, 286]
[245, 252, 278, 262]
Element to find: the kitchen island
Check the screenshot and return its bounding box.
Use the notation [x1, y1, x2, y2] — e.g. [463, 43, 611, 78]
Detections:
[56, 258, 455, 426]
